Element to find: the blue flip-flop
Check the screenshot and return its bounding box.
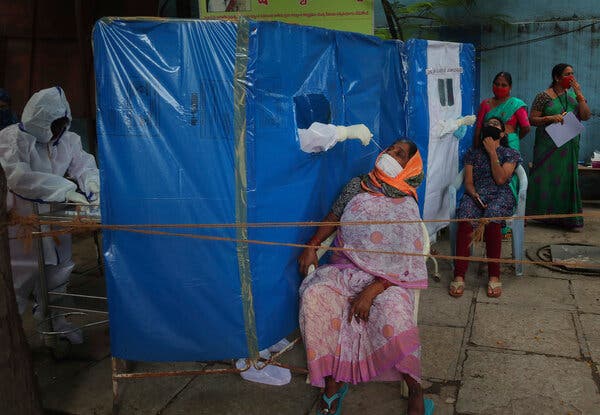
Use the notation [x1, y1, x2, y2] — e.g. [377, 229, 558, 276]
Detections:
[316, 383, 349, 415]
[424, 398, 435, 415]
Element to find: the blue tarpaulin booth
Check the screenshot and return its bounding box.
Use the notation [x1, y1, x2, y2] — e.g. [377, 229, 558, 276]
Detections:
[93, 18, 474, 361]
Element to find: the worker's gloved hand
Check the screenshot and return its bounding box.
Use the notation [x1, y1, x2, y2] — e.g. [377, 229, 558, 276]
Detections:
[335, 124, 373, 146]
[52, 313, 84, 345]
[65, 190, 89, 205]
[457, 115, 476, 127]
[86, 181, 100, 201]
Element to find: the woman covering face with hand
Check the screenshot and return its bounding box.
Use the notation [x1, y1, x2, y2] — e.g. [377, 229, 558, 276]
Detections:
[449, 118, 521, 299]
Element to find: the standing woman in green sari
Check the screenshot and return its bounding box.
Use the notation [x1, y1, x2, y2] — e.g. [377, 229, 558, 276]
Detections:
[474, 72, 531, 153]
[527, 63, 591, 230]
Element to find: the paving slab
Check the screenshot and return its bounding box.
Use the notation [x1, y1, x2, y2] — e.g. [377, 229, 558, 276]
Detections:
[522, 255, 573, 280]
[420, 324, 463, 381]
[42, 358, 199, 414]
[572, 278, 600, 314]
[162, 371, 317, 415]
[31, 327, 110, 390]
[471, 303, 580, 357]
[32, 350, 95, 390]
[424, 385, 457, 415]
[426, 258, 453, 286]
[476, 276, 575, 310]
[457, 350, 600, 415]
[418, 286, 472, 327]
[337, 382, 408, 414]
[580, 313, 600, 363]
[274, 335, 308, 370]
[524, 222, 595, 246]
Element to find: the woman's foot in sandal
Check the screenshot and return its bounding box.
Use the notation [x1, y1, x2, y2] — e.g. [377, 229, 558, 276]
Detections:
[317, 378, 348, 415]
[487, 276, 502, 298]
[449, 276, 465, 298]
[403, 374, 425, 415]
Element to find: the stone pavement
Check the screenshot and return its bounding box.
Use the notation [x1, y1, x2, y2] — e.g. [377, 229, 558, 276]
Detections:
[21, 206, 600, 414]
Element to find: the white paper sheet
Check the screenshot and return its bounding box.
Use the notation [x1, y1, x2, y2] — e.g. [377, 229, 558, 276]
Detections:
[546, 112, 585, 147]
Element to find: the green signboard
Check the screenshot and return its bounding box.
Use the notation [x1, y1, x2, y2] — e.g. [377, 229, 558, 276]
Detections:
[200, 0, 374, 35]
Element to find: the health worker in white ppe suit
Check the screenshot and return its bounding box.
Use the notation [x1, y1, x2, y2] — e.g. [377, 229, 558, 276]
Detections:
[0, 86, 100, 344]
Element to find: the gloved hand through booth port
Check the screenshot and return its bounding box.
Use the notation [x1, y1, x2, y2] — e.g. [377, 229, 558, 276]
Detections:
[335, 124, 373, 146]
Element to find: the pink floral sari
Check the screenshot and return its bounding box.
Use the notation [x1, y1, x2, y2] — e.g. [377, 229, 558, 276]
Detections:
[299, 192, 427, 387]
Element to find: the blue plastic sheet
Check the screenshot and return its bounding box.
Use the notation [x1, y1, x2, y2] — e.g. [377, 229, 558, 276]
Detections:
[94, 19, 247, 360]
[93, 18, 474, 361]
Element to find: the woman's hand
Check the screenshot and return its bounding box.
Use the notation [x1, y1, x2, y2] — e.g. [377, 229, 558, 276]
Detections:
[548, 114, 564, 124]
[348, 282, 385, 323]
[482, 136, 499, 155]
[504, 124, 516, 135]
[470, 192, 487, 209]
[298, 246, 319, 277]
[570, 77, 591, 121]
[571, 76, 582, 95]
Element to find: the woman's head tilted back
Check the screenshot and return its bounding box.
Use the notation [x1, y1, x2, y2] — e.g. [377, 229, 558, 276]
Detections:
[384, 139, 418, 169]
[481, 117, 508, 147]
[363, 138, 423, 200]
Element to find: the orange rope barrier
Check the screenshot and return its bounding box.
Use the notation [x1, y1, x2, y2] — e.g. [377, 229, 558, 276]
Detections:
[1, 210, 599, 231]
[4, 210, 600, 270]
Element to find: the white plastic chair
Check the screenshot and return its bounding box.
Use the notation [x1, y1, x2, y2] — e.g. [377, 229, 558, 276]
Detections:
[448, 164, 528, 276]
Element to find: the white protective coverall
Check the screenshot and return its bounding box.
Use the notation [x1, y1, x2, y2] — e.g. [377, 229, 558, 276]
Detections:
[0, 87, 99, 343]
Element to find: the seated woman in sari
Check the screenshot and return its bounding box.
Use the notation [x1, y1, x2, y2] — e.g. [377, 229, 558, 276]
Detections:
[298, 140, 430, 415]
[474, 71, 530, 235]
[449, 117, 521, 298]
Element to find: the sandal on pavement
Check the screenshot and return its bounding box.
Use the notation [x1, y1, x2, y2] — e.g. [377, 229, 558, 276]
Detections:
[449, 279, 465, 298]
[317, 383, 349, 415]
[487, 281, 502, 298]
[424, 398, 435, 415]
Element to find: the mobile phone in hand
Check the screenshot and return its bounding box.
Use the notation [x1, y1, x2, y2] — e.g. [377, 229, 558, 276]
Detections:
[471, 193, 487, 209]
[475, 195, 487, 209]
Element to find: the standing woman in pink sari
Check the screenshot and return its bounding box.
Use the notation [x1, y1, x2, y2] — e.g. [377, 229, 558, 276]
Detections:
[298, 140, 431, 415]
[474, 71, 530, 152]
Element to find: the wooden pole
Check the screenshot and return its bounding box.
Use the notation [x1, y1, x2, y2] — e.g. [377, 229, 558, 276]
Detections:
[0, 165, 44, 414]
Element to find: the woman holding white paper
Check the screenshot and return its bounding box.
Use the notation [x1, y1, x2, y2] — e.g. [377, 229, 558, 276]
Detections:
[527, 63, 591, 230]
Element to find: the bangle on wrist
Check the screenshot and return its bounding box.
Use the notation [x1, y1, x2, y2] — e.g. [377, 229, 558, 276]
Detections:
[308, 237, 321, 247]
